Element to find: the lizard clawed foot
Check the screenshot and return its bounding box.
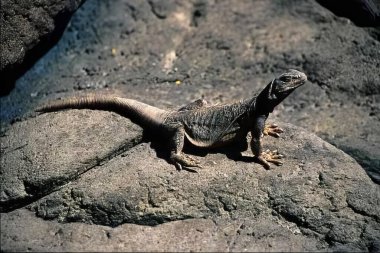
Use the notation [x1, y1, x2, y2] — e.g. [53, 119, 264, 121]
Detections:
[263, 123, 284, 138]
[255, 149, 284, 170]
[170, 153, 202, 172]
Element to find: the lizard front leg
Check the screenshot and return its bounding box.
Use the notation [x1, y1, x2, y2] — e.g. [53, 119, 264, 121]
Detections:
[167, 123, 201, 171]
[263, 123, 284, 138]
[251, 116, 283, 169]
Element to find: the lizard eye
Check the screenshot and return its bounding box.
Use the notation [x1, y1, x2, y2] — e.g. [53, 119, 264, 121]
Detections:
[279, 75, 292, 82]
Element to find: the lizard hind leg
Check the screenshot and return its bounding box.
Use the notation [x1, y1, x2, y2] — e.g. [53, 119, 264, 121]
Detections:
[168, 123, 202, 172]
[263, 123, 284, 138]
[170, 152, 201, 172]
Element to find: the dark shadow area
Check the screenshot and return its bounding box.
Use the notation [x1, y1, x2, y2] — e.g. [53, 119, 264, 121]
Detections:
[1, 32, 62, 96]
[148, 132, 269, 172]
[316, 0, 380, 26]
[340, 146, 380, 184]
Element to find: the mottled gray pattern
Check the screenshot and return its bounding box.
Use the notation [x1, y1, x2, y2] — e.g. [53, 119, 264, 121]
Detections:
[170, 100, 251, 146]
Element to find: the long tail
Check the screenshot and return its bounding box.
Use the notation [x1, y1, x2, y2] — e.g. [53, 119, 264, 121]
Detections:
[36, 95, 168, 128]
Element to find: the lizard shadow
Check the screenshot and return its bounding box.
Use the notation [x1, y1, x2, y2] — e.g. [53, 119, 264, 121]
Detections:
[143, 132, 200, 172]
[146, 131, 257, 170]
[183, 140, 257, 164]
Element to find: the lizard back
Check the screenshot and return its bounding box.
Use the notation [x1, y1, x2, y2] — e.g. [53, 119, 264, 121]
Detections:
[170, 99, 253, 147]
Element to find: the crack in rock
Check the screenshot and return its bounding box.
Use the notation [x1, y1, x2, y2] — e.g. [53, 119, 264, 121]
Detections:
[1, 136, 142, 213]
[1, 110, 144, 213]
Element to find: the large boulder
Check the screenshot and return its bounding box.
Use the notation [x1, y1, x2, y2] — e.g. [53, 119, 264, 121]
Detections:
[1, 0, 379, 251]
[0, 0, 85, 95]
[1, 112, 379, 251]
[0, 0, 379, 184]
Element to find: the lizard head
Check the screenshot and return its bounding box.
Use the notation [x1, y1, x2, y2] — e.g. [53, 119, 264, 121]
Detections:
[255, 69, 307, 113]
[270, 69, 307, 99]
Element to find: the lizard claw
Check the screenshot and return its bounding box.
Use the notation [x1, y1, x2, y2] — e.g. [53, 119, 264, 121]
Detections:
[171, 153, 202, 172]
[255, 149, 283, 170]
[263, 123, 284, 138]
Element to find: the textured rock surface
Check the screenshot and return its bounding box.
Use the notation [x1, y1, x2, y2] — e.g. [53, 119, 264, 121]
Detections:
[0, 0, 379, 184]
[1, 119, 380, 251]
[0, 0, 85, 94]
[1, 110, 142, 212]
[1, 0, 380, 251]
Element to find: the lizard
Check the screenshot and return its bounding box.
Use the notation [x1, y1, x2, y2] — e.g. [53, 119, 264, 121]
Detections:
[36, 69, 307, 171]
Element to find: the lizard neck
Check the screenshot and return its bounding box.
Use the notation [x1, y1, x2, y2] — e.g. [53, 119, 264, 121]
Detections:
[252, 84, 285, 115]
[246, 95, 271, 120]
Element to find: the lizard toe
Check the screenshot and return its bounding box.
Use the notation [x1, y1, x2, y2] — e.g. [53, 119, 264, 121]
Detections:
[263, 124, 284, 138]
[171, 153, 201, 169]
[256, 149, 284, 169]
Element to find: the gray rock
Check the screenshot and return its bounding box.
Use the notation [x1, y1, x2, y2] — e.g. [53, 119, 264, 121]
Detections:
[0, 110, 142, 212]
[1, 118, 379, 251]
[0, 0, 379, 184]
[1, 0, 380, 251]
[0, 0, 85, 94]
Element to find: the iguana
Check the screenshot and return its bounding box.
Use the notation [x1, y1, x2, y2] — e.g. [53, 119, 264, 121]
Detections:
[36, 69, 307, 171]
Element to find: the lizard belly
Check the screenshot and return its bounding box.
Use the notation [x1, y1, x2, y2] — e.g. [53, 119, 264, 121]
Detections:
[184, 132, 215, 147]
[184, 125, 245, 148]
[179, 103, 248, 148]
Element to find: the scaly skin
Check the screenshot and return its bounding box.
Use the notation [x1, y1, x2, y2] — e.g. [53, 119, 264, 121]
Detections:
[36, 69, 307, 171]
